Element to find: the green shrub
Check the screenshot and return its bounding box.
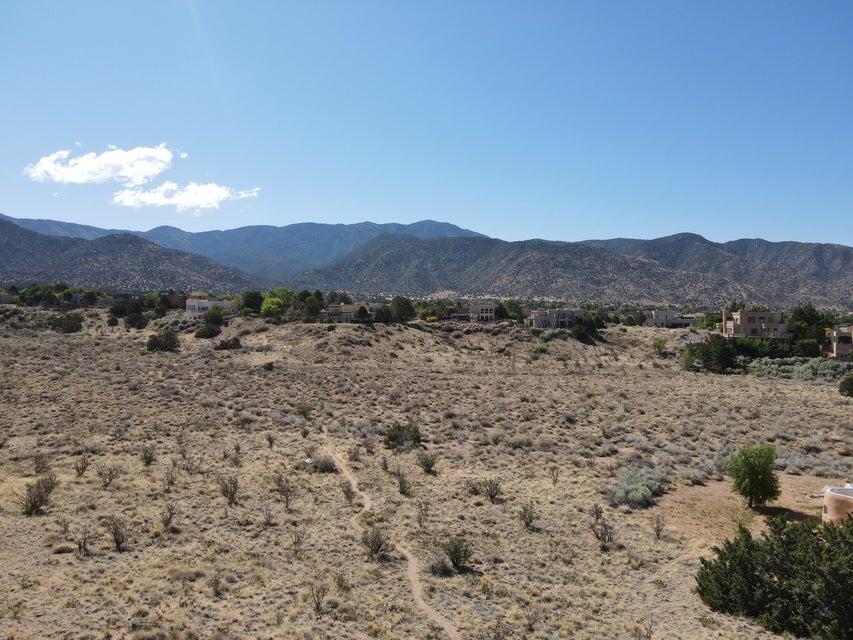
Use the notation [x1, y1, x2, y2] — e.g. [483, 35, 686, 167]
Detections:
[50, 313, 83, 333]
[384, 423, 422, 450]
[147, 329, 179, 352]
[696, 517, 851, 639]
[607, 466, 668, 508]
[839, 374, 853, 397]
[214, 336, 242, 351]
[205, 306, 225, 326]
[124, 313, 148, 330]
[726, 444, 780, 508]
[651, 337, 666, 354]
[794, 338, 821, 358]
[195, 324, 221, 339]
[684, 334, 736, 373]
[440, 536, 472, 570]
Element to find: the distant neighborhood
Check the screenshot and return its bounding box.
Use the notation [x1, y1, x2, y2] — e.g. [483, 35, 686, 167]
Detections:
[2, 282, 851, 362]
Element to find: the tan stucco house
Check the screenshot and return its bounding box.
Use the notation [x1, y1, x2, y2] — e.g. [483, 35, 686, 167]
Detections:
[185, 297, 233, 318]
[717, 309, 790, 339]
[529, 308, 586, 329]
[829, 324, 853, 360]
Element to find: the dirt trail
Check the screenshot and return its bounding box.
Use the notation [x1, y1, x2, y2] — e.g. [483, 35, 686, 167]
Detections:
[322, 431, 461, 640]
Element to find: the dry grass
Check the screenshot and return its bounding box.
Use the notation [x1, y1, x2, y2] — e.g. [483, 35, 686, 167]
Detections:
[0, 310, 850, 639]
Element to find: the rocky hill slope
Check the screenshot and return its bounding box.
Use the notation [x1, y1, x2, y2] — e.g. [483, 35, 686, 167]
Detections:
[0, 220, 263, 292]
[294, 234, 852, 306]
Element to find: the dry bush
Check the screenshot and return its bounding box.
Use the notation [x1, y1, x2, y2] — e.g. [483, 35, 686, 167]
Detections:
[74, 455, 90, 477]
[217, 475, 239, 506]
[415, 451, 438, 474]
[141, 445, 156, 466]
[308, 574, 328, 615]
[160, 503, 178, 532]
[32, 452, 50, 474]
[103, 515, 130, 551]
[519, 501, 538, 531]
[361, 526, 392, 561]
[15, 474, 59, 516]
[95, 463, 121, 488]
[272, 471, 295, 509]
[481, 478, 502, 503]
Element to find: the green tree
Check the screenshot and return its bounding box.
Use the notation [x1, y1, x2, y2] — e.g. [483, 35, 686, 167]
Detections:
[205, 306, 225, 326]
[124, 313, 148, 330]
[269, 287, 295, 306]
[354, 305, 371, 323]
[242, 290, 264, 313]
[260, 297, 284, 318]
[302, 296, 321, 322]
[793, 338, 821, 358]
[691, 334, 736, 373]
[788, 304, 832, 344]
[503, 299, 523, 322]
[839, 374, 853, 397]
[374, 305, 392, 323]
[390, 296, 416, 323]
[697, 517, 851, 639]
[726, 444, 780, 508]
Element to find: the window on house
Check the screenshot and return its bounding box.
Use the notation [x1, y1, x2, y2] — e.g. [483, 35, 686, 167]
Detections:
[751, 328, 758, 335]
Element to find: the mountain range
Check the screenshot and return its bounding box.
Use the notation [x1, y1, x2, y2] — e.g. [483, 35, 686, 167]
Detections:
[0, 213, 850, 306]
[0, 213, 482, 279]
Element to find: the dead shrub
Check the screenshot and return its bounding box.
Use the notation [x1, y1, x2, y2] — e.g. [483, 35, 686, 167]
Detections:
[15, 474, 59, 516]
[103, 515, 130, 551]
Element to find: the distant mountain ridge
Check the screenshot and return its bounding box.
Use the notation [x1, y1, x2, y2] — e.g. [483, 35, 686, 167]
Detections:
[292, 233, 852, 306]
[1, 213, 851, 305]
[0, 220, 263, 292]
[0, 214, 484, 279]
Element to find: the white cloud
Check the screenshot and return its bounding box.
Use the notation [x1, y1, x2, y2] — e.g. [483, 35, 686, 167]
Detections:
[113, 182, 260, 211]
[24, 144, 173, 187]
[25, 143, 258, 212]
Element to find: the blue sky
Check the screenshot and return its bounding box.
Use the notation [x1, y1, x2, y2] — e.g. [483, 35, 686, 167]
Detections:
[1, 1, 851, 244]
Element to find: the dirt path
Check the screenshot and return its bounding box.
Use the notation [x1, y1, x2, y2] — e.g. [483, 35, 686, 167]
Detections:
[322, 431, 461, 640]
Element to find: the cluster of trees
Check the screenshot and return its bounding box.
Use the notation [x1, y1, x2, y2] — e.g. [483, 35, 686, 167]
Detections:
[695, 441, 849, 639]
[5, 283, 102, 307]
[697, 517, 850, 639]
[240, 288, 417, 325]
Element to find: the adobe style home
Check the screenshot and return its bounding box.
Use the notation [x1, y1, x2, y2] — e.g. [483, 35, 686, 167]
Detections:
[717, 309, 790, 339]
[469, 302, 496, 322]
[829, 324, 853, 360]
[822, 484, 853, 525]
[185, 297, 233, 318]
[324, 302, 384, 323]
[529, 308, 586, 329]
[645, 309, 703, 329]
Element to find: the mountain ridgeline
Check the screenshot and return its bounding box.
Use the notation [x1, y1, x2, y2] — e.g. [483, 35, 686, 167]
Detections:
[0, 220, 263, 293]
[0, 214, 850, 305]
[0, 214, 484, 279]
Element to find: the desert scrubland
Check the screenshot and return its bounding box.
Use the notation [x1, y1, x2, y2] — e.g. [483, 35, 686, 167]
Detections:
[1, 311, 850, 639]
